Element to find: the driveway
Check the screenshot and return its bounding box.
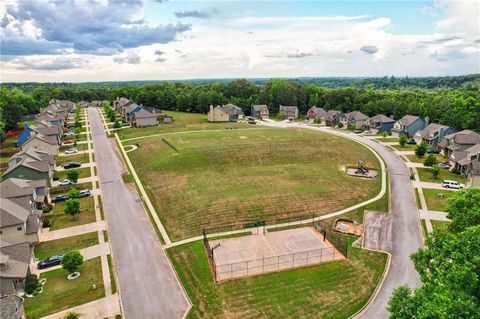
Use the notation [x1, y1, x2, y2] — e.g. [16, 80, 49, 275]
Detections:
[265, 122, 423, 318]
[87, 107, 190, 319]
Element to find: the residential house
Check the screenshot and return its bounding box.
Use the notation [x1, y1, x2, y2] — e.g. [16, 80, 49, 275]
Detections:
[114, 97, 132, 112]
[251, 105, 269, 120]
[438, 130, 480, 157]
[448, 143, 480, 173]
[306, 107, 326, 122]
[391, 115, 427, 137]
[0, 198, 41, 246]
[279, 105, 299, 119]
[0, 242, 33, 297]
[36, 111, 64, 127]
[364, 114, 395, 134]
[17, 123, 61, 147]
[0, 294, 25, 319]
[1, 178, 49, 210]
[414, 123, 456, 146]
[466, 162, 480, 187]
[21, 134, 58, 156]
[8, 149, 55, 171]
[130, 109, 159, 127]
[122, 103, 142, 120]
[2, 158, 53, 187]
[207, 104, 244, 122]
[339, 111, 369, 129]
[320, 110, 342, 126]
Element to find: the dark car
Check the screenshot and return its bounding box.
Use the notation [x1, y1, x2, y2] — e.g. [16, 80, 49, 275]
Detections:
[407, 139, 417, 145]
[38, 255, 63, 269]
[63, 162, 81, 169]
[67, 124, 75, 129]
[427, 147, 440, 154]
[51, 195, 68, 203]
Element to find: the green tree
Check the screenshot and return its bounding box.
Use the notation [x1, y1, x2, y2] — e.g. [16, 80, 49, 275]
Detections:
[64, 198, 81, 220]
[446, 188, 480, 233]
[430, 164, 440, 179]
[61, 250, 84, 275]
[113, 120, 121, 128]
[399, 135, 408, 147]
[423, 154, 438, 167]
[415, 142, 427, 157]
[66, 169, 80, 183]
[68, 187, 79, 199]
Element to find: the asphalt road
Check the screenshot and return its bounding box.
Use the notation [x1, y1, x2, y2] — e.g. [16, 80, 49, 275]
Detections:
[87, 108, 189, 319]
[265, 122, 423, 318]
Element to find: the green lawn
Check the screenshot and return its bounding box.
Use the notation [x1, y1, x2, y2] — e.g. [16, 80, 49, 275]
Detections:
[118, 111, 259, 140]
[25, 257, 105, 319]
[405, 154, 445, 164]
[60, 143, 90, 152]
[417, 167, 466, 184]
[107, 254, 117, 294]
[34, 232, 99, 260]
[391, 144, 417, 151]
[128, 128, 380, 240]
[45, 196, 95, 230]
[374, 138, 400, 142]
[415, 188, 422, 209]
[49, 182, 92, 195]
[62, 134, 88, 142]
[421, 219, 428, 238]
[56, 154, 90, 165]
[167, 239, 387, 319]
[54, 167, 91, 180]
[431, 220, 451, 232]
[422, 188, 455, 212]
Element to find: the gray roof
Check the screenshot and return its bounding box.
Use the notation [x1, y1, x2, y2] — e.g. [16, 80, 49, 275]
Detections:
[220, 104, 244, 115]
[11, 148, 55, 166]
[443, 130, 480, 145]
[0, 294, 24, 319]
[308, 107, 326, 117]
[0, 242, 32, 279]
[279, 105, 298, 113]
[1, 178, 46, 199]
[397, 115, 421, 127]
[252, 105, 269, 112]
[469, 162, 480, 175]
[133, 109, 156, 119]
[24, 133, 57, 146]
[124, 103, 140, 113]
[344, 111, 369, 121]
[367, 114, 394, 124]
[0, 199, 29, 228]
[2, 158, 51, 177]
[323, 110, 342, 121]
[117, 97, 132, 107]
[32, 125, 61, 136]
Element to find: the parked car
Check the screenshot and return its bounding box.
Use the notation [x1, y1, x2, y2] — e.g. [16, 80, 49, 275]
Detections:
[63, 162, 81, 169]
[363, 130, 372, 134]
[59, 179, 73, 186]
[64, 139, 74, 145]
[439, 163, 451, 169]
[64, 131, 74, 136]
[38, 255, 63, 269]
[407, 139, 417, 145]
[51, 195, 68, 203]
[246, 116, 255, 121]
[442, 180, 465, 189]
[78, 190, 91, 198]
[354, 129, 362, 134]
[248, 121, 257, 125]
[65, 148, 78, 154]
[427, 147, 440, 154]
[67, 124, 75, 129]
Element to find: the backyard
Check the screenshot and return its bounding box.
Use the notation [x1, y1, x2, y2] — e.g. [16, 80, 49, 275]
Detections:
[127, 127, 381, 240]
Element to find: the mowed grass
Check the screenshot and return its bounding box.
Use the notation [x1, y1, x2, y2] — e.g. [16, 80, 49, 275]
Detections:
[405, 154, 445, 164]
[417, 167, 466, 184]
[128, 128, 380, 240]
[25, 257, 105, 319]
[46, 197, 95, 230]
[53, 167, 91, 180]
[423, 188, 455, 212]
[56, 153, 90, 165]
[118, 111, 257, 140]
[34, 232, 99, 260]
[431, 220, 451, 232]
[167, 239, 387, 319]
[391, 144, 417, 151]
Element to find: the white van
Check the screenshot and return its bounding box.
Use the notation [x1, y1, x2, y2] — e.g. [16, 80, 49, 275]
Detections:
[441, 180, 465, 189]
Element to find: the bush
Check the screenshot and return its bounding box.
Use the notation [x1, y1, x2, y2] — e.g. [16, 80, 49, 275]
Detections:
[42, 218, 51, 228]
[399, 135, 408, 147]
[415, 142, 428, 158]
[382, 131, 388, 138]
[431, 164, 441, 179]
[62, 250, 84, 275]
[451, 167, 461, 175]
[25, 274, 40, 294]
[113, 120, 121, 128]
[337, 122, 344, 128]
[42, 206, 51, 214]
[423, 154, 438, 167]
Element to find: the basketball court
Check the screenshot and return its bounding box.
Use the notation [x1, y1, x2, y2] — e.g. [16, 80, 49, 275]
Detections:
[209, 226, 345, 281]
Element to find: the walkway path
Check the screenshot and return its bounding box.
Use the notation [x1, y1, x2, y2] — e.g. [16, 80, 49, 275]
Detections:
[88, 107, 191, 319]
[419, 209, 449, 221]
[40, 294, 120, 319]
[40, 222, 105, 241]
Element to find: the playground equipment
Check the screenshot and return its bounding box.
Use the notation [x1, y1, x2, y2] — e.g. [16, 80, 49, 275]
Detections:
[355, 160, 369, 175]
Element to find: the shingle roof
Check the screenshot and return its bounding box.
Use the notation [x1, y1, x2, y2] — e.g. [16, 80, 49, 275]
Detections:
[220, 104, 244, 115]
[323, 110, 341, 121]
[0, 242, 32, 279]
[133, 109, 156, 119]
[279, 105, 298, 113]
[252, 105, 269, 112]
[345, 111, 369, 121]
[308, 107, 326, 117]
[117, 97, 131, 107]
[398, 115, 421, 127]
[0, 294, 24, 319]
[443, 130, 480, 145]
[2, 158, 51, 176]
[12, 148, 55, 166]
[24, 134, 57, 146]
[0, 199, 29, 228]
[32, 125, 61, 136]
[367, 114, 394, 124]
[124, 103, 140, 113]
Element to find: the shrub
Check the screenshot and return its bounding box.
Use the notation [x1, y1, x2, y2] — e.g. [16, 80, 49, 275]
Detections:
[415, 142, 428, 158]
[62, 250, 84, 275]
[113, 120, 121, 128]
[25, 274, 40, 294]
[423, 154, 438, 167]
[451, 167, 461, 175]
[337, 122, 344, 128]
[42, 206, 51, 214]
[431, 164, 441, 179]
[64, 312, 81, 319]
[399, 135, 408, 146]
[382, 131, 388, 138]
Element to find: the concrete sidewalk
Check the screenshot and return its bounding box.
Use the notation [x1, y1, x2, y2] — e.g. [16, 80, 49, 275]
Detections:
[419, 209, 450, 221]
[40, 294, 120, 319]
[40, 222, 106, 242]
[414, 181, 459, 191]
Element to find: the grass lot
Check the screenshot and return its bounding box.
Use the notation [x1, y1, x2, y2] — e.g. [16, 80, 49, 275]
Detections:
[45, 197, 95, 230]
[62, 134, 88, 142]
[415, 188, 422, 209]
[421, 219, 428, 238]
[25, 257, 105, 319]
[56, 154, 90, 165]
[405, 154, 445, 163]
[422, 188, 454, 212]
[375, 137, 400, 142]
[118, 111, 258, 140]
[34, 232, 99, 260]
[49, 182, 92, 195]
[60, 143, 90, 152]
[431, 220, 451, 232]
[167, 238, 387, 319]
[54, 167, 91, 180]
[391, 144, 417, 151]
[417, 167, 466, 184]
[107, 255, 117, 294]
[128, 128, 380, 240]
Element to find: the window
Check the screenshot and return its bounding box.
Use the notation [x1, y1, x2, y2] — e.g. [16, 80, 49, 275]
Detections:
[17, 225, 22, 231]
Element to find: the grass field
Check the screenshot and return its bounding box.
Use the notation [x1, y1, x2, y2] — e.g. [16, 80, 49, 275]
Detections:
[46, 197, 95, 230]
[53, 167, 91, 180]
[167, 238, 387, 319]
[118, 111, 258, 140]
[405, 154, 445, 164]
[431, 220, 451, 232]
[49, 182, 92, 195]
[34, 232, 99, 260]
[128, 128, 380, 240]
[423, 188, 454, 212]
[417, 167, 466, 184]
[25, 257, 105, 319]
[391, 144, 417, 151]
[56, 154, 90, 165]
[374, 137, 400, 142]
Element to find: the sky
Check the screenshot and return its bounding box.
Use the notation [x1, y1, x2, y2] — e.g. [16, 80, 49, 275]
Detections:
[0, 0, 479, 82]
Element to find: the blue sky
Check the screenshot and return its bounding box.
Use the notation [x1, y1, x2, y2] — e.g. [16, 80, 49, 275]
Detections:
[0, 0, 478, 82]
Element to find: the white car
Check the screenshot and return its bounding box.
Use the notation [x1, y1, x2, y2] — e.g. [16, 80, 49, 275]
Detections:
[64, 131, 74, 136]
[442, 180, 465, 189]
[64, 148, 78, 154]
[59, 179, 73, 186]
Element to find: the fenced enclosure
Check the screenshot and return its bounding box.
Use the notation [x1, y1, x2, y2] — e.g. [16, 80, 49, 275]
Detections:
[203, 226, 347, 282]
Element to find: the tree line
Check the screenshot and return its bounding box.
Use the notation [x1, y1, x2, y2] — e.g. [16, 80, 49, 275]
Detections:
[1, 76, 479, 133]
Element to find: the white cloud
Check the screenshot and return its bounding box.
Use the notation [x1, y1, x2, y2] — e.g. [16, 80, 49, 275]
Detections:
[434, 0, 480, 35]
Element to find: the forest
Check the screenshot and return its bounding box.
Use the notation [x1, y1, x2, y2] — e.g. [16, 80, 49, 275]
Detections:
[1, 75, 479, 134]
